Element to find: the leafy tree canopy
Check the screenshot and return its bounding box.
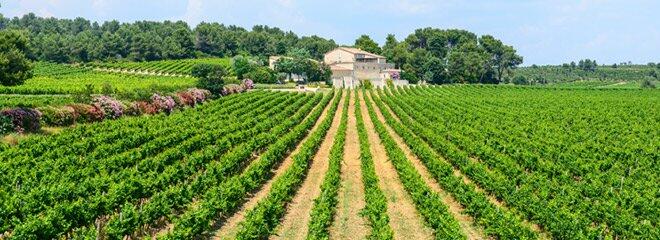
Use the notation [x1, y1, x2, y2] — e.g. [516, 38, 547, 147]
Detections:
[354, 34, 381, 54]
[192, 63, 227, 95]
[0, 30, 33, 86]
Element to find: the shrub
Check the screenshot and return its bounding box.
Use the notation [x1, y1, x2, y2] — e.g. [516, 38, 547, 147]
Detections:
[222, 84, 246, 96]
[244, 67, 276, 84]
[38, 106, 76, 126]
[641, 77, 656, 89]
[512, 75, 529, 85]
[232, 55, 258, 79]
[69, 104, 105, 123]
[151, 94, 176, 114]
[390, 71, 401, 80]
[242, 79, 255, 90]
[0, 108, 42, 133]
[124, 102, 144, 116]
[92, 96, 125, 119]
[131, 101, 158, 115]
[176, 91, 196, 107]
[192, 63, 227, 95]
[188, 88, 211, 103]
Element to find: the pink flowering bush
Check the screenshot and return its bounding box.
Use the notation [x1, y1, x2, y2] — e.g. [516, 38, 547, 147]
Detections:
[242, 79, 255, 90]
[188, 88, 210, 103]
[151, 94, 176, 114]
[0, 88, 214, 132]
[222, 84, 246, 96]
[390, 71, 401, 80]
[0, 108, 43, 133]
[93, 96, 125, 119]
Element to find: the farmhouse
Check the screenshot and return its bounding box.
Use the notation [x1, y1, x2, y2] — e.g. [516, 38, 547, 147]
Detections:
[269, 47, 408, 88]
[324, 47, 407, 88]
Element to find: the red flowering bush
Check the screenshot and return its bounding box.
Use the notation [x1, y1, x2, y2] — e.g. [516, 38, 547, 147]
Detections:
[133, 101, 158, 115]
[69, 104, 105, 123]
[176, 88, 211, 107]
[176, 91, 196, 107]
[0, 108, 42, 133]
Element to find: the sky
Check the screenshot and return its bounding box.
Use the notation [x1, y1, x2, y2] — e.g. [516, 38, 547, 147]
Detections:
[1, 0, 659, 65]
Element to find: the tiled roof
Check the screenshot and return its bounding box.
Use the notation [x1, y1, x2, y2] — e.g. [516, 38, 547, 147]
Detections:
[337, 47, 385, 58]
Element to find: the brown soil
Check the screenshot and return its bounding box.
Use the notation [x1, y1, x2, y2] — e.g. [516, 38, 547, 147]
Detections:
[270, 91, 346, 240]
[358, 91, 434, 240]
[212, 93, 337, 240]
[367, 91, 486, 240]
[329, 92, 370, 240]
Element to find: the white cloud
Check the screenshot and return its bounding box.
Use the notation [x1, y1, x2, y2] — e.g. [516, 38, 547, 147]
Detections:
[182, 0, 204, 25]
[91, 0, 109, 16]
[9, 0, 60, 17]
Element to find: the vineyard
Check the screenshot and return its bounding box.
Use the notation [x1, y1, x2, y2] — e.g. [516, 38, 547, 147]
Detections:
[86, 58, 232, 76]
[0, 85, 658, 239]
[0, 70, 195, 95]
[0, 95, 74, 109]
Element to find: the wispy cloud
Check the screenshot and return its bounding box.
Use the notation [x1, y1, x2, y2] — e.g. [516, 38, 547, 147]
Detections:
[182, 0, 204, 25]
[91, 0, 109, 17]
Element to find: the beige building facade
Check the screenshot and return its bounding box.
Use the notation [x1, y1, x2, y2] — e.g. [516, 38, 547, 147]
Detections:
[324, 47, 407, 88]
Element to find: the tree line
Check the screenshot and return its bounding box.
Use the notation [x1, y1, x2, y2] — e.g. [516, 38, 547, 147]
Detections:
[354, 28, 523, 84]
[1, 13, 524, 86]
[0, 13, 337, 63]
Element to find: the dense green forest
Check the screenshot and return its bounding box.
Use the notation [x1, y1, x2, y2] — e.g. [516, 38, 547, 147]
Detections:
[0, 14, 523, 85]
[0, 13, 338, 63]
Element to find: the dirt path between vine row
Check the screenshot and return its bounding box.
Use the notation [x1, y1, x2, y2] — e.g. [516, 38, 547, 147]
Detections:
[329, 92, 369, 240]
[271, 91, 346, 240]
[375, 89, 550, 240]
[358, 91, 434, 240]
[213, 93, 336, 240]
[367, 91, 486, 240]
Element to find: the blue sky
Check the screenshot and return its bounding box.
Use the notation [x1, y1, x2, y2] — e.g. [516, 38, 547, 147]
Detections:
[1, 0, 659, 65]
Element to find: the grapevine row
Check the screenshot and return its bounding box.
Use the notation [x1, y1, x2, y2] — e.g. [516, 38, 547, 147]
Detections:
[353, 89, 394, 240]
[306, 90, 350, 239]
[234, 90, 342, 239]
